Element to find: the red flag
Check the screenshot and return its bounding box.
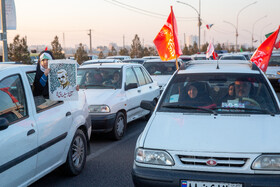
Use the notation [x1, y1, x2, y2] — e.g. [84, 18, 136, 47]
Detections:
[0, 87, 19, 103]
[213, 51, 218, 60]
[153, 6, 182, 61]
[206, 24, 214, 30]
[250, 26, 280, 72]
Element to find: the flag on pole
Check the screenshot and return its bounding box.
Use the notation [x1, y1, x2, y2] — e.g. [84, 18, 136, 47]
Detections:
[213, 51, 218, 60]
[206, 42, 214, 58]
[206, 24, 214, 30]
[240, 47, 243, 52]
[250, 26, 280, 72]
[153, 6, 182, 61]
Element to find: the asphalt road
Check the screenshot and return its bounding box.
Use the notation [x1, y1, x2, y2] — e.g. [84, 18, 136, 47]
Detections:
[30, 118, 147, 187]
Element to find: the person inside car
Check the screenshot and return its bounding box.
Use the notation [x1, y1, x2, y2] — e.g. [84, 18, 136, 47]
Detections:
[103, 71, 121, 88]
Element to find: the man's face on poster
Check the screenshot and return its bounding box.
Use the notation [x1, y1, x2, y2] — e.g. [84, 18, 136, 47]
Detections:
[57, 69, 68, 86]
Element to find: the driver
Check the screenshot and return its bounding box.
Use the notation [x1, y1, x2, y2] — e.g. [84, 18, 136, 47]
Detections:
[234, 79, 251, 98]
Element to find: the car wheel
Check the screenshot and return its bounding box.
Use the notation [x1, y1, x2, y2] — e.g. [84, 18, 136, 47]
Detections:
[64, 129, 87, 176]
[111, 112, 126, 140]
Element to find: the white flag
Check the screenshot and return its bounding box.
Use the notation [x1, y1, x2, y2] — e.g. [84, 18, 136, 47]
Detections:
[206, 42, 214, 58]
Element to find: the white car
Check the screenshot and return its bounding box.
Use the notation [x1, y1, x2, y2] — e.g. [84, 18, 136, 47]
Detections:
[143, 59, 182, 93]
[132, 60, 280, 186]
[265, 53, 280, 91]
[0, 64, 91, 187]
[81, 59, 121, 66]
[220, 54, 248, 61]
[78, 63, 160, 140]
[106, 55, 131, 61]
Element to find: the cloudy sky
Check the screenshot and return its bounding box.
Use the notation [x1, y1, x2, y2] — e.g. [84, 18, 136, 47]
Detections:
[7, 0, 280, 48]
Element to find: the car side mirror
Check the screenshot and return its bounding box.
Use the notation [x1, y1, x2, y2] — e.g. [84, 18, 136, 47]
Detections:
[140, 100, 156, 112]
[0, 118, 9, 130]
[125, 83, 138, 90]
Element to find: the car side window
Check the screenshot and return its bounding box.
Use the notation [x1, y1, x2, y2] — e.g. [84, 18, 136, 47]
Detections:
[26, 72, 61, 113]
[126, 67, 138, 87]
[0, 74, 28, 125]
[141, 67, 153, 84]
[134, 67, 147, 86]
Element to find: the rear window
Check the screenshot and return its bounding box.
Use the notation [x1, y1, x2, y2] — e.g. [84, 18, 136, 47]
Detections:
[158, 73, 279, 115]
[143, 62, 177, 75]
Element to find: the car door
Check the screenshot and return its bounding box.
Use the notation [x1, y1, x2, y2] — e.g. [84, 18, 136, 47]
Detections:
[133, 66, 159, 116]
[0, 74, 37, 187]
[124, 67, 142, 122]
[26, 72, 73, 175]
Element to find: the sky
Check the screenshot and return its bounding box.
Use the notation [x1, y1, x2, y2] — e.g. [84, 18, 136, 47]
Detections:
[7, 0, 280, 49]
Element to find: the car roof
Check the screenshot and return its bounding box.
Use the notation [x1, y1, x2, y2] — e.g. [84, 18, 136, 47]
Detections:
[271, 53, 280, 57]
[0, 64, 35, 72]
[144, 59, 179, 63]
[83, 59, 120, 63]
[78, 62, 142, 69]
[178, 60, 260, 74]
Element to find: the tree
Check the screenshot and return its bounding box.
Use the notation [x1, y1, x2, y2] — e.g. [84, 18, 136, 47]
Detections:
[182, 45, 190, 55]
[143, 47, 150, 56]
[216, 43, 222, 50]
[130, 34, 143, 58]
[51, 36, 65, 59]
[189, 42, 199, 55]
[8, 35, 31, 64]
[108, 46, 117, 56]
[201, 42, 209, 53]
[119, 48, 129, 56]
[98, 51, 105, 59]
[148, 47, 158, 56]
[75, 43, 88, 64]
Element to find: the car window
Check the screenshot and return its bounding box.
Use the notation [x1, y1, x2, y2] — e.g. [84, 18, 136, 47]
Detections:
[78, 68, 122, 89]
[134, 67, 147, 86]
[26, 72, 61, 112]
[0, 74, 28, 124]
[126, 67, 138, 87]
[143, 62, 177, 75]
[142, 67, 153, 84]
[158, 73, 279, 114]
[268, 56, 280, 66]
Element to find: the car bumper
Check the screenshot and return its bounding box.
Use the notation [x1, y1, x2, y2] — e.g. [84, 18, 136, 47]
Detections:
[132, 164, 280, 187]
[90, 113, 116, 133]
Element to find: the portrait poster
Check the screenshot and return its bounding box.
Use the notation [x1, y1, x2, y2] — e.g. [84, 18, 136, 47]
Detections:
[48, 60, 78, 101]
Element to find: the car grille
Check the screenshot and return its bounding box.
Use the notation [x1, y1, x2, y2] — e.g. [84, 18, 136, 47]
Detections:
[178, 155, 248, 168]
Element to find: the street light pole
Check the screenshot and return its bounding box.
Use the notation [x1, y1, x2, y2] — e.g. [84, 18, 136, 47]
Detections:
[252, 15, 267, 50]
[177, 0, 201, 52]
[0, 0, 8, 62]
[224, 20, 238, 52]
[236, 1, 257, 52]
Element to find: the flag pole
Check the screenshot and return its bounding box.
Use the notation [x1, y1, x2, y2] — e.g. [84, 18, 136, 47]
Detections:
[171, 6, 179, 70]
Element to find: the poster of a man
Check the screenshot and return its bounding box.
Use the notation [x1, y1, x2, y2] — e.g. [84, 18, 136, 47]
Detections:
[49, 60, 78, 101]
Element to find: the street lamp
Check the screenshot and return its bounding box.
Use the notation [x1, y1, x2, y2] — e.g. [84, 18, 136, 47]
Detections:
[252, 15, 267, 50]
[177, 0, 201, 52]
[236, 1, 257, 52]
[260, 23, 272, 43]
[223, 20, 238, 52]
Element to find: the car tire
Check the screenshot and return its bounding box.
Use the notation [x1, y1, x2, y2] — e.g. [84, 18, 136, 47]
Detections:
[63, 129, 87, 176]
[111, 112, 126, 140]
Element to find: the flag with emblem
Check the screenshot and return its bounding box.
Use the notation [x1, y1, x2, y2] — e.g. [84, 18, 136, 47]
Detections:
[153, 6, 182, 61]
[206, 24, 214, 30]
[250, 26, 280, 72]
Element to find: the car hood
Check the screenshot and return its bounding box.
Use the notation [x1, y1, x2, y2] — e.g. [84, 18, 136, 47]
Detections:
[151, 75, 172, 87]
[81, 89, 121, 105]
[143, 113, 280, 153]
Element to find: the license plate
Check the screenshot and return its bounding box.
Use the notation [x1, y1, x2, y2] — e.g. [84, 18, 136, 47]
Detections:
[181, 180, 242, 187]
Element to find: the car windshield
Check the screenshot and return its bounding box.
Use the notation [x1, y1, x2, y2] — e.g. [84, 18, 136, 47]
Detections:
[158, 73, 279, 114]
[268, 56, 280, 66]
[143, 62, 176, 75]
[78, 68, 122, 89]
[221, 56, 246, 60]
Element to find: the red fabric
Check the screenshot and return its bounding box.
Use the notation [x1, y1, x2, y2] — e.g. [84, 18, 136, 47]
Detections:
[213, 52, 218, 60]
[0, 87, 19, 103]
[153, 6, 182, 61]
[251, 26, 280, 72]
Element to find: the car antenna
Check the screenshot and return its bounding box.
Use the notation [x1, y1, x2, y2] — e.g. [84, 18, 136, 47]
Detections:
[216, 59, 220, 69]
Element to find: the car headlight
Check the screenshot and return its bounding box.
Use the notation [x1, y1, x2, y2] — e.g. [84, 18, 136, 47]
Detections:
[252, 155, 280, 170]
[88, 105, 110, 113]
[135, 148, 174, 166]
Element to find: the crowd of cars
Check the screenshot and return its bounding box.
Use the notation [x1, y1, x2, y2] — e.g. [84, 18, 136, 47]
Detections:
[1, 51, 280, 186]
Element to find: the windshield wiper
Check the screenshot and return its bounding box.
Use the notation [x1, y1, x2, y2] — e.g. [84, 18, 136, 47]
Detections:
[162, 104, 217, 115]
[213, 107, 275, 116]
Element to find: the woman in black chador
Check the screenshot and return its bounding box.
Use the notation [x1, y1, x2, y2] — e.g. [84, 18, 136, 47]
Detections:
[32, 50, 54, 98]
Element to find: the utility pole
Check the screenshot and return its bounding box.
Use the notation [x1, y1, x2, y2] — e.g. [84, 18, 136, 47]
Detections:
[184, 33, 186, 46]
[123, 35, 125, 48]
[1, 0, 8, 62]
[88, 29, 92, 55]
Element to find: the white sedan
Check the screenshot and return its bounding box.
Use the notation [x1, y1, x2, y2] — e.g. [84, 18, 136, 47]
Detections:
[78, 63, 160, 140]
[0, 64, 91, 187]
